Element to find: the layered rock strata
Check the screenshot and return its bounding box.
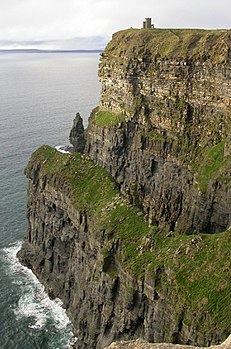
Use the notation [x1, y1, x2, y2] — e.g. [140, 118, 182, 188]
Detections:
[18, 146, 231, 349]
[105, 335, 231, 349]
[84, 28, 231, 234]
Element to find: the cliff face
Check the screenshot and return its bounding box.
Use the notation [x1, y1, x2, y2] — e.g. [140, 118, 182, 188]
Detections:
[85, 28, 231, 234]
[18, 146, 231, 349]
[18, 29, 231, 349]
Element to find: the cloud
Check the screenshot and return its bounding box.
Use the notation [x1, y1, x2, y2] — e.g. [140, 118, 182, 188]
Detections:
[0, 0, 230, 49]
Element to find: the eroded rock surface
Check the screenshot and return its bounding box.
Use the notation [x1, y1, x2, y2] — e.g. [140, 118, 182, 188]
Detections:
[69, 112, 85, 153]
[84, 28, 231, 234]
[104, 335, 231, 349]
[18, 147, 231, 349]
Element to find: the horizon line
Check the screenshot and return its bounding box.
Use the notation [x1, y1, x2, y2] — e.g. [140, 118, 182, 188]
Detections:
[0, 48, 103, 53]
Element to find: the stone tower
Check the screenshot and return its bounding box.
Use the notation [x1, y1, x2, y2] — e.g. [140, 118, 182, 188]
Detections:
[142, 18, 154, 28]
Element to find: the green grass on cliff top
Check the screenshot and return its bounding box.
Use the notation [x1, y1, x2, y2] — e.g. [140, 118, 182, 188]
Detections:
[94, 110, 125, 127]
[104, 28, 230, 63]
[26, 145, 150, 239]
[26, 145, 231, 332]
[26, 145, 119, 214]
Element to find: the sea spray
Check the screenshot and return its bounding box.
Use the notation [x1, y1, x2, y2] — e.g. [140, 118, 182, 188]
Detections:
[1, 241, 75, 349]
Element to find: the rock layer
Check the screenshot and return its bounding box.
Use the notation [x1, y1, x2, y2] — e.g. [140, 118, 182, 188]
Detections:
[85, 28, 231, 234]
[104, 335, 231, 349]
[18, 146, 231, 349]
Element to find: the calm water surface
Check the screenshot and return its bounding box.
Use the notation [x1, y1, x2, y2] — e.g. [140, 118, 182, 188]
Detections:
[0, 52, 100, 348]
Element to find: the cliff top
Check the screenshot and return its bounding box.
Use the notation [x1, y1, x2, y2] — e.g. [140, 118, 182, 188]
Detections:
[25, 144, 150, 235]
[104, 28, 231, 63]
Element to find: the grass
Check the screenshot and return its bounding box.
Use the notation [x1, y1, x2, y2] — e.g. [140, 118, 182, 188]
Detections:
[191, 140, 231, 192]
[147, 131, 166, 142]
[94, 110, 125, 127]
[25, 145, 118, 214]
[105, 28, 230, 63]
[119, 229, 231, 330]
[173, 232, 231, 329]
[26, 145, 231, 333]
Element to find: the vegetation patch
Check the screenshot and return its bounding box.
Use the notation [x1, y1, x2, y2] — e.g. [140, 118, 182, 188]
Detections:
[105, 28, 230, 64]
[191, 140, 231, 192]
[147, 131, 166, 143]
[94, 110, 125, 127]
[25, 145, 118, 214]
[26, 145, 231, 333]
[119, 229, 231, 331]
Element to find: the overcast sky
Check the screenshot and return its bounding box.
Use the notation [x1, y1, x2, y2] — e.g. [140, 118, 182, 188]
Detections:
[0, 0, 230, 50]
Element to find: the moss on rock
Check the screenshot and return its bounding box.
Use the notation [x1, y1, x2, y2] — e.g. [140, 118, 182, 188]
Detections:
[26, 145, 231, 335]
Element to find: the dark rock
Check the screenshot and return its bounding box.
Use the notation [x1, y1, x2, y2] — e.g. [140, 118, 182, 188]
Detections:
[84, 28, 231, 234]
[69, 112, 85, 153]
[18, 148, 230, 349]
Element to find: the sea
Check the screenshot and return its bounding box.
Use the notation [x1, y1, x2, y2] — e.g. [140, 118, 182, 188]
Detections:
[0, 51, 101, 349]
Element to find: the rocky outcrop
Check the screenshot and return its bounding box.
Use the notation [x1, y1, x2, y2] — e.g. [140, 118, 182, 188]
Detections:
[84, 28, 231, 234]
[104, 335, 231, 349]
[69, 112, 85, 153]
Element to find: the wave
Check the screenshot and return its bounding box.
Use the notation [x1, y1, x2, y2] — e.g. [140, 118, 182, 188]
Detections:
[1, 241, 76, 348]
[55, 145, 72, 154]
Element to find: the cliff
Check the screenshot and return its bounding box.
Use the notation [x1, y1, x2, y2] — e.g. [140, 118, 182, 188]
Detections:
[85, 28, 231, 234]
[18, 146, 230, 348]
[18, 28, 231, 349]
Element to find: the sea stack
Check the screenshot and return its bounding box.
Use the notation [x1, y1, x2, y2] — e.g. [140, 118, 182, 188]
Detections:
[69, 112, 85, 153]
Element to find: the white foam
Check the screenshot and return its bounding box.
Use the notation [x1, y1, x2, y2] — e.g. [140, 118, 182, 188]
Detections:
[55, 145, 71, 154]
[2, 241, 71, 333]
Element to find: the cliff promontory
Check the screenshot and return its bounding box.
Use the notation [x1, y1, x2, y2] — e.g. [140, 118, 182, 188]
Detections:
[18, 28, 231, 349]
[85, 28, 231, 234]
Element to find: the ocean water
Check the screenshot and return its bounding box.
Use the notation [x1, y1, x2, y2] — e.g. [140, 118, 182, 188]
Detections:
[0, 52, 100, 348]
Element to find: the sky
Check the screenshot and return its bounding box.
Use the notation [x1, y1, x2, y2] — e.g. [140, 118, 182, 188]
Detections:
[0, 0, 230, 50]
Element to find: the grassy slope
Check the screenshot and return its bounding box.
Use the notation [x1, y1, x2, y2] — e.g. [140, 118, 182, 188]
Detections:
[26, 145, 231, 332]
[94, 110, 125, 127]
[191, 140, 231, 192]
[105, 28, 230, 63]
